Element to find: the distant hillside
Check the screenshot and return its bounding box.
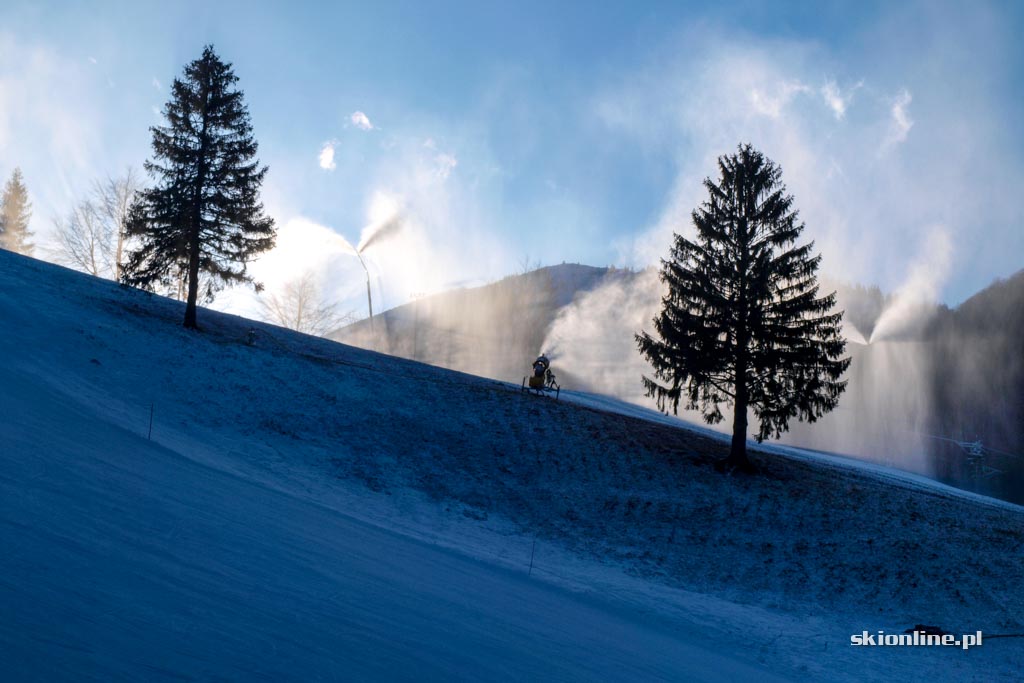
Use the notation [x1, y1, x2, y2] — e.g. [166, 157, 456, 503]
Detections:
[330, 263, 638, 383]
[332, 262, 1024, 503]
[926, 270, 1024, 499]
[797, 270, 1024, 502]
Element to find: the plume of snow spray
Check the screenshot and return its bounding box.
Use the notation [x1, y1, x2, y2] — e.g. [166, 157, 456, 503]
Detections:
[346, 192, 407, 336]
[357, 192, 405, 254]
[333, 233, 358, 256]
[358, 215, 404, 253]
[542, 269, 680, 408]
[870, 228, 952, 343]
[840, 318, 869, 346]
[540, 254, 948, 473]
[785, 228, 954, 470]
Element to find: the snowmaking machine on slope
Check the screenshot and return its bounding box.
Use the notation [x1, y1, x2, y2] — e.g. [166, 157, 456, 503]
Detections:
[521, 354, 560, 398]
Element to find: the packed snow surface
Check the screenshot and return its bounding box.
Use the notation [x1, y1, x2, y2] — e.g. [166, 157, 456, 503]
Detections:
[1, 250, 1021, 681]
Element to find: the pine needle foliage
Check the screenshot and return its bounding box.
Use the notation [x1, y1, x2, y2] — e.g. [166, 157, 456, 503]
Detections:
[637, 144, 850, 468]
[123, 45, 274, 329]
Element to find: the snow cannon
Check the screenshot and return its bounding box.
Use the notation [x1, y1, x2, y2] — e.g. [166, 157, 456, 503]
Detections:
[521, 354, 560, 398]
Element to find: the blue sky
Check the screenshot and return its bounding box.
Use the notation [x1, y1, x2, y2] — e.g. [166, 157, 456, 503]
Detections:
[1, 0, 1022, 318]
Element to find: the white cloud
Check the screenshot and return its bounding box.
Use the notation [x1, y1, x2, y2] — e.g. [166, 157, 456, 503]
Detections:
[88, 56, 97, 64]
[749, 80, 812, 118]
[820, 79, 862, 120]
[152, 77, 161, 90]
[318, 140, 337, 171]
[884, 88, 914, 147]
[350, 111, 374, 131]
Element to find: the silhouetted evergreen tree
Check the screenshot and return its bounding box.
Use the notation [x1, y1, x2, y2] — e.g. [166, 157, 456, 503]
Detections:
[637, 144, 849, 469]
[123, 45, 274, 328]
[0, 167, 34, 255]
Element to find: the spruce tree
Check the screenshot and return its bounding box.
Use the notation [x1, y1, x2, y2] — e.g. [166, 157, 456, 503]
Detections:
[123, 45, 274, 328]
[0, 168, 34, 255]
[636, 144, 850, 469]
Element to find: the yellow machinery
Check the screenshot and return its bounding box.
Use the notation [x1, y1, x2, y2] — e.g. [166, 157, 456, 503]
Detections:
[521, 354, 560, 398]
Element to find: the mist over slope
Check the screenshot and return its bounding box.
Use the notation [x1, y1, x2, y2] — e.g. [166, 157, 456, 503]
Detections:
[927, 271, 1024, 495]
[794, 273, 1024, 502]
[2, 249, 1023, 681]
[333, 263, 1024, 502]
[330, 263, 633, 384]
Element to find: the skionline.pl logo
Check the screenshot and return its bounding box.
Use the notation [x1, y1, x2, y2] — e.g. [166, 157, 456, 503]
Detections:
[851, 630, 983, 650]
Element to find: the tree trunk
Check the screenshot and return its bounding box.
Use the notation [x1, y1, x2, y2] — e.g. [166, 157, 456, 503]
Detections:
[729, 209, 752, 471]
[114, 227, 124, 283]
[184, 81, 210, 330]
[728, 347, 751, 470]
[183, 168, 205, 329]
[183, 230, 201, 329]
[729, 393, 749, 469]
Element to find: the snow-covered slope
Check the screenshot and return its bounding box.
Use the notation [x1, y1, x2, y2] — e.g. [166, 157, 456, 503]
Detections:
[2, 362, 784, 682]
[1, 250, 1022, 681]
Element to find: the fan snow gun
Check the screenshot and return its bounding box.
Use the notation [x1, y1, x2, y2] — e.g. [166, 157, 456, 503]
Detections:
[521, 354, 560, 398]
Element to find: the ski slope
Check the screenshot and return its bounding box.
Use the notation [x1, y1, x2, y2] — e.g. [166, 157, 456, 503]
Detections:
[0, 363, 785, 681]
[558, 390, 1024, 514]
[1, 250, 1022, 681]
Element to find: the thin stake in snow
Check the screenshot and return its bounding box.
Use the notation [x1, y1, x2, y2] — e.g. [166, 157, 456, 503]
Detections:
[148, 403, 154, 440]
[528, 538, 537, 577]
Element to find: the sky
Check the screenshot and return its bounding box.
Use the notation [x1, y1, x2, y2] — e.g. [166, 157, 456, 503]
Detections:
[1, 0, 1022, 319]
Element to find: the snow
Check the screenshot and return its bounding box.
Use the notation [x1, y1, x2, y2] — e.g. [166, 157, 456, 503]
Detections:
[2, 363, 781, 681]
[1, 249, 1022, 681]
[558, 389, 1024, 514]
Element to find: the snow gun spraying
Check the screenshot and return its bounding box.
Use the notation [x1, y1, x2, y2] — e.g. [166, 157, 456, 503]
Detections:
[521, 353, 560, 398]
[349, 206, 404, 335]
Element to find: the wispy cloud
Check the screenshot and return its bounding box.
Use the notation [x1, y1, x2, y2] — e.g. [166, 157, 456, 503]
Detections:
[749, 80, 812, 118]
[151, 77, 161, 90]
[350, 111, 374, 131]
[820, 79, 862, 120]
[318, 140, 337, 170]
[884, 88, 914, 148]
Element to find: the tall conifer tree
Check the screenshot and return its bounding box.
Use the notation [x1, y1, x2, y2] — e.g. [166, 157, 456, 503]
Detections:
[0, 167, 34, 255]
[123, 45, 274, 328]
[637, 144, 850, 469]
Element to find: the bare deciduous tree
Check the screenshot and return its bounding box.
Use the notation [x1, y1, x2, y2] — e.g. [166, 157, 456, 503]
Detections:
[96, 168, 141, 281]
[51, 169, 142, 279]
[52, 199, 112, 276]
[260, 271, 353, 336]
